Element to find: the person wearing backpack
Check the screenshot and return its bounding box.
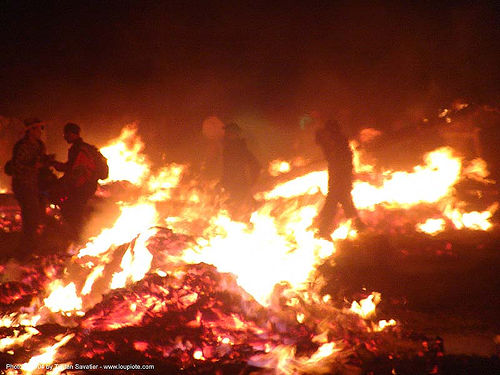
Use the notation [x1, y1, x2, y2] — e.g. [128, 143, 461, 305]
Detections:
[52, 122, 107, 240]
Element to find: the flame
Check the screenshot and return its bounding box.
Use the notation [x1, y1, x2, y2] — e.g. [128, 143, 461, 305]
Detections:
[352, 147, 461, 210]
[110, 228, 156, 289]
[268, 159, 291, 176]
[444, 203, 498, 231]
[44, 281, 82, 313]
[4, 122, 498, 374]
[260, 170, 327, 200]
[0, 327, 39, 351]
[20, 333, 74, 374]
[182, 207, 334, 306]
[99, 123, 150, 185]
[416, 218, 446, 235]
[350, 292, 381, 319]
[78, 201, 158, 258]
[147, 164, 185, 201]
[375, 319, 397, 332]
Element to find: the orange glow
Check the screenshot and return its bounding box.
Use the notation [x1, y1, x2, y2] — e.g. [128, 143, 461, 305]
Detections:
[21, 334, 74, 374]
[352, 147, 461, 210]
[78, 201, 158, 258]
[416, 218, 446, 235]
[43, 281, 82, 313]
[99, 123, 150, 185]
[268, 159, 291, 176]
[350, 292, 381, 319]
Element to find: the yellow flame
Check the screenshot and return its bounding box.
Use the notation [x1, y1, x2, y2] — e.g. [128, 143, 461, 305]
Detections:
[78, 201, 158, 258]
[444, 203, 498, 231]
[182, 207, 334, 305]
[268, 159, 292, 176]
[353, 147, 461, 210]
[0, 327, 39, 351]
[416, 218, 446, 235]
[350, 292, 381, 319]
[21, 333, 74, 374]
[260, 170, 327, 200]
[43, 282, 82, 313]
[375, 319, 397, 332]
[148, 164, 185, 201]
[99, 124, 150, 185]
[111, 228, 156, 289]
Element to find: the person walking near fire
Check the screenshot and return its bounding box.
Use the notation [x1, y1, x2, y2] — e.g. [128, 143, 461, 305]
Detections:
[9, 118, 53, 253]
[313, 119, 365, 238]
[52, 122, 106, 241]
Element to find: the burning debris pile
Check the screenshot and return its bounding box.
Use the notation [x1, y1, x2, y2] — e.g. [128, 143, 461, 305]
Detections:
[0, 120, 498, 374]
[1, 228, 444, 375]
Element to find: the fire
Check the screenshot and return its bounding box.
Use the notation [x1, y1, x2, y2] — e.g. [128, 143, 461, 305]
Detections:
[110, 227, 156, 289]
[147, 164, 185, 201]
[77, 201, 158, 258]
[43, 281, 82, 314]
[18, 333, 74, 374]
[268, 159, 292, 176]
[182, 207, 335, 306]
[99, 123, 150, 185]
[352, 147, 461, 210]
[350, 292, 381, 319]
[416, 218, 446, 235]
[444, 203, 498, 231]
[2, 121, 498, 374]
[260, 170, 327, 200]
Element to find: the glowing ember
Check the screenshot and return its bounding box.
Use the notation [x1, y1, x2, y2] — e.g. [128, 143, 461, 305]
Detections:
[375, 319, 397, 332]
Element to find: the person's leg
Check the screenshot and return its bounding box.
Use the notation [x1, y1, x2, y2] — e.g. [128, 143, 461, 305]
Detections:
[316, 171, 340, 237]
[14, 185, 40, 251]
[339, 180, 366, 230]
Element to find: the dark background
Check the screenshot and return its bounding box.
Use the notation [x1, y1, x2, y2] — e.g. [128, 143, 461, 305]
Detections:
[1, 0, 499, 164]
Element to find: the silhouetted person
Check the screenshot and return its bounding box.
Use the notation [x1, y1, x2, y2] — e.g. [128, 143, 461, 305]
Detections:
[314, 119, 365, 238]
[220, 122, 261, 206]
[52, 123, 100, 240]
[10, 119, 51, 252]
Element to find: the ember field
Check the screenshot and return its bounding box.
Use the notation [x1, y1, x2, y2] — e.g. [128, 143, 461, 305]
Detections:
[0, 124, 499, 375]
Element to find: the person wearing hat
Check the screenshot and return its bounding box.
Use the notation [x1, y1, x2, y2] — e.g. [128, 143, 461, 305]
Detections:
[220, 122, 261, 211]
[10, 118, 51, 252]
[52, 122, 101, 240]
[313, 119, 366, 238]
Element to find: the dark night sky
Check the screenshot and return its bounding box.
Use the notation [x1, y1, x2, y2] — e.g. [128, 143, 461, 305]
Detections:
[1, 1, 499, 162]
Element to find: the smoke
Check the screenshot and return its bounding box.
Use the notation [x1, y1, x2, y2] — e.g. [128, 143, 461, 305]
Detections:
[0, 2, 498, 170]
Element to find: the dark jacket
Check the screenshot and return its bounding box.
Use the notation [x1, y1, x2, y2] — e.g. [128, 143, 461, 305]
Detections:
[11, 136, 46, 190]
[315, 127, 354, 175]
[54, 137, 98, 193]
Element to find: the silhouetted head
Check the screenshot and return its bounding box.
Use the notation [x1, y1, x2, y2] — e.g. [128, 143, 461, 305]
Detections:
[224, 122, 242, 139]
[324, 119, 342, 133]
[23, 118, 45, 139]
[63, 122, 81, 144]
